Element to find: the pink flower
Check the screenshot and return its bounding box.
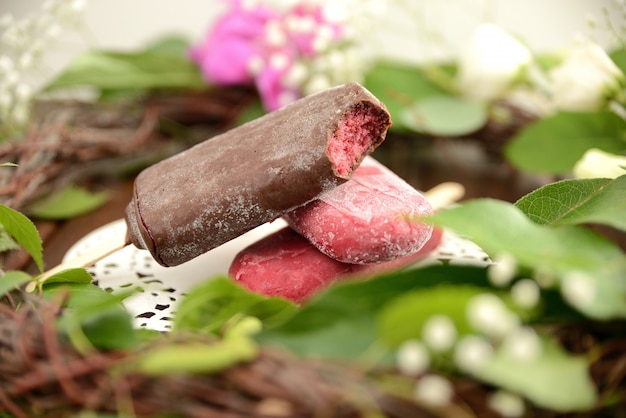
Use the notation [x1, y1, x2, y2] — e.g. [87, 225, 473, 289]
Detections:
[190, 1, 277, 85]
[191, 0, 348, 111]
[255, 63, 299, 111]
[285, 3, 342, 57]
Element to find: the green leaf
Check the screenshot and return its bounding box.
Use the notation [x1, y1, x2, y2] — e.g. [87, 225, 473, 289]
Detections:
[262, 313, 380, 360]
[364, 62, 447, 130]
[400, 95, 488, 136]
[0, 271, 32, 297]
[476, 336, 596, 411]
[0, 205, 43, 272]
[173, 277, 297, 334]
[235, 99, 266, 126]
[431, 199, 626, 319]
[46, 36, 205, 92]
[432, 199, 624, 270]
[378, 286, 482, 347]
[534, 52, 563, 71]
[136, 336, 258, 376]
[42, 267, 94, 285]
[45, 283, 137, 350]
[504, 111, 626, 174]
[515, 175, 626, 231]
[609, 47, 626, 75]
[377, 285, 535, 347]
[259, 265, 492, 359]
[27, 186, 109, 220]
[0, 226, 20, 253]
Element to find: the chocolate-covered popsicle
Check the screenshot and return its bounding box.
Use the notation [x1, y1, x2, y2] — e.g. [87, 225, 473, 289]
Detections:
[124, 82, 391, 267]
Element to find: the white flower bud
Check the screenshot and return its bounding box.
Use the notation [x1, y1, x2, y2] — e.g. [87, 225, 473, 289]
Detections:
[0, 55, 14, 74]
[311, 24, 335, 53]
[303, 74, 331, 95]
[396, 339, 430, 376]
[549, 40, 624, 112]
[466, 293, 519, 339]
[285, 15, 315, 33]
[414, 374, 454, 407]
[247, 55, 265, 76]
[325, 50, 345, 70]
[240, 0, 260, 11]
[573, 148, 626, 179]
[488, 391, 526, 418]
[70, 0, 87, 13]
[488, 252, 518, 287]
[18, 52, 33, 70]
[510, 278, 541, 309]
[454, 334, 493, 373]
[500, 326, 542, 362]
[264, 20, 287, 47]
[11, 103, 29, 125]
[283, 61, 308, 88]
[15, 83, 32, 102]
[268, 51, 289, 71]
[534, 265, 557, 288]
[322, 3, 349, 24]
[422, 315, 457, 352]
[51, 0, 84, 19]
[457, 24, 532, 102]
[4, 70, 19, 87]
[561, 271, 596, 310]
[46, 23, 62, 39]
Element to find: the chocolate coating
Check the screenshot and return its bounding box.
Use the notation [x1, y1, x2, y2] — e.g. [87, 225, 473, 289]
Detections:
[125, 82, 391, 266]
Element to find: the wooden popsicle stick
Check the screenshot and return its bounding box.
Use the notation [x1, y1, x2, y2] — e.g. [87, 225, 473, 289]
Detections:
[28, 229, 128, 291]
[30, 181, 465, 291]
[423, 181, 465, 211]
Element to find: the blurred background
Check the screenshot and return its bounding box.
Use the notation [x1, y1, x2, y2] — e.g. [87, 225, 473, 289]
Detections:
[2, 0, 622, 83]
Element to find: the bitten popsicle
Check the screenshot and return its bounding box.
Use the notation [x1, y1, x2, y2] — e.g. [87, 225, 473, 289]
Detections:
[283, 156, 434, 264]
[35, 82, 391, 283]
[124, 82, 391, 267]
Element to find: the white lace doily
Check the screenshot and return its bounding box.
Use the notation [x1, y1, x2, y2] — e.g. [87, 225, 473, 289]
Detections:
[63, 219, 491, 332]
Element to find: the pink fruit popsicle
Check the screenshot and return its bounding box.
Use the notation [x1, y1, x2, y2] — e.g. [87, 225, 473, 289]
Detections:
[124, 82, 391, 267]
[282, 156, 434, 264]
[230, 227, 353, 303]
[229, 226, 444, 303]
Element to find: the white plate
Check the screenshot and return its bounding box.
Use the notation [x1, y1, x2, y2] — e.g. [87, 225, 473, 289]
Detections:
[63, 220, 491, 331]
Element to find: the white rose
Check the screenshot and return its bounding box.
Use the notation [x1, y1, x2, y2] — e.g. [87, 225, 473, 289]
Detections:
[457, 24, 533, 102]
[549, 41, 624, 112]
[573, 148, 626, 179]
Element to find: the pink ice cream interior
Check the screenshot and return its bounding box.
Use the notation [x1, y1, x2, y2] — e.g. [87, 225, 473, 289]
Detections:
[328, 106, 381, 176]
